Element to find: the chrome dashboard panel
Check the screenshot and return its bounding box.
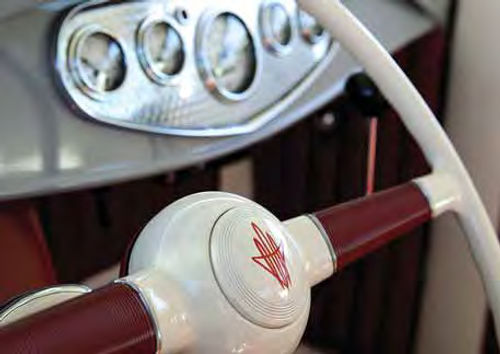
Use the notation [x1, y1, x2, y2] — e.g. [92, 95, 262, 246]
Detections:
[55, 0, 333, 136]
[0, 0, 435, 200]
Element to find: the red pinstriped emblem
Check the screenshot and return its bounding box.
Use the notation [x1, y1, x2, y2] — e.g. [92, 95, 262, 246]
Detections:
[251, 222, 291, 290]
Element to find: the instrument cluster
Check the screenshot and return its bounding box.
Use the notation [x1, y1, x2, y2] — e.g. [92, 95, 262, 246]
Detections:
[55, 0, 335, 136]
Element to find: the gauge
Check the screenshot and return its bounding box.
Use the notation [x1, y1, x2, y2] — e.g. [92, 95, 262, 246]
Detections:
[198, 12, 257, 101]
[260, 2, 292, 54]
[298, 10, 327, 44]
[137, 18, 185, 85]
[69, 29, 126, 99]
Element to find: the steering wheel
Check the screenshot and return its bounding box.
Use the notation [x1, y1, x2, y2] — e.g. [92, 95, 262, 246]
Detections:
[1, 1, 499, 353]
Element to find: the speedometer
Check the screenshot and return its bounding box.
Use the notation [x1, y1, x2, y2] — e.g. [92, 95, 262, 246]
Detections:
[197, 12, 257, 101]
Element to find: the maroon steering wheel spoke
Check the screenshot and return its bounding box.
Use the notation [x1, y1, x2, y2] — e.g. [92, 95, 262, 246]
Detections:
[312, 183, 431, 271]
[0, 283, 157, 354]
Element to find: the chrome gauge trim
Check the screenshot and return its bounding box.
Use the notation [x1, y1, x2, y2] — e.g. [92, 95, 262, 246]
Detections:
[68, 25, 127, 101]
[55, 0, 335, 136]
[195, 10, 261, 102]
[298, 9, 329, 45]
[259, 0, 294, 56]
[136, 15, 185, 86]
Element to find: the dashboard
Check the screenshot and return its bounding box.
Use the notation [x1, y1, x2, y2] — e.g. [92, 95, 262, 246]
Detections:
[0, 0, 434, 200]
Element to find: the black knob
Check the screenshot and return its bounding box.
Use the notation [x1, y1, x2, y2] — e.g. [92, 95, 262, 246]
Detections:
[345, 72, 386, 118]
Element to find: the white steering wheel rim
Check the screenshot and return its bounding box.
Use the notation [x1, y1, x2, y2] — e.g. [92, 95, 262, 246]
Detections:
[299, 0, 500, 339]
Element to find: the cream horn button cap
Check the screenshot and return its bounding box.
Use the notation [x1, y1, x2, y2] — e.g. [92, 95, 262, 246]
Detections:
[210, 205, 308, 329]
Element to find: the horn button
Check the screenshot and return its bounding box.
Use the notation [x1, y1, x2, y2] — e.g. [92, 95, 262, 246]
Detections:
[210, 205, 308, 329]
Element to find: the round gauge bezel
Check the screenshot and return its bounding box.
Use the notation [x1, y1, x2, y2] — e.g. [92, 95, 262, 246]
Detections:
[196, 10, 261, 103]
[68, 25, 127, 101]
[259, 0, 294, 56]
[297, 9, 329, 45]
[136, 15, 186, 86]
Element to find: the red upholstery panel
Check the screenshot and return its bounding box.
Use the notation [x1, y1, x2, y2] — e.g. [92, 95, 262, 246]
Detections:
[0, 203, 55, 303]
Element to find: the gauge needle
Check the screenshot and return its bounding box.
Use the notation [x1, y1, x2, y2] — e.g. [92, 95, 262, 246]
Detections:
[81, 57, 107, 88]
[81, 57, 99, 75]
[95, 70, 108, 91]
[159, 36, 176, 62]
[217, 19, 232, 64]
[218, 41, 250, 76]
[216, 28, 248, 74]
[216, 64, 237, 77]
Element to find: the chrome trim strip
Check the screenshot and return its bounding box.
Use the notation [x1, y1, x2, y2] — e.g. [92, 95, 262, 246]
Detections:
[307, 213, 338, 273]
[115, 279, 162, 354]
[0, 285, 91, 323]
